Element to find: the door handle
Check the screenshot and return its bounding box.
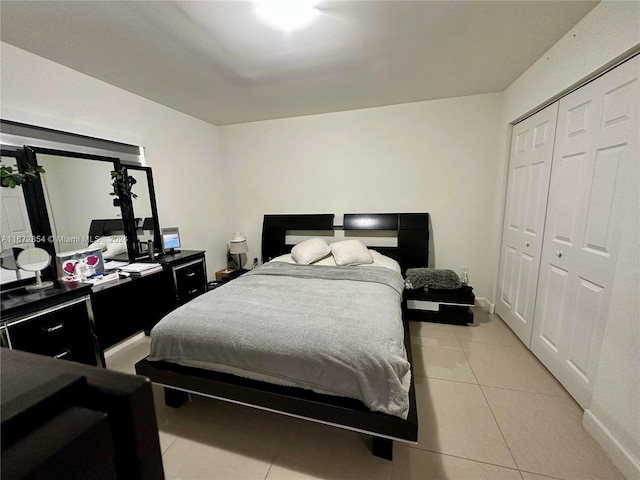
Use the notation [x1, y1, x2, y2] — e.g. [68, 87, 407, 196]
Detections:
[525, 241, 530, 247]
[556, 250, 563, 258]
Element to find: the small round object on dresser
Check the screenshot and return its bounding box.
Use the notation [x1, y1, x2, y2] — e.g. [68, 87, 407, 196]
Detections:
[16, 247, 54, 290]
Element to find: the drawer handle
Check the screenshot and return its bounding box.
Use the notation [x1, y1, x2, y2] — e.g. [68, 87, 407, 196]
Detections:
[186, 272, 196, 278]
[188, 288, 198, 295]
[43, 323, 64, 333]
[54, 349, 71, 359]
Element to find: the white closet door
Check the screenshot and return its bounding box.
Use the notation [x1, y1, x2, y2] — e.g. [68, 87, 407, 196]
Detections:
[531, 56, 639, 408]
[496, 103, 558, 346]
[0, 180, 33, 251]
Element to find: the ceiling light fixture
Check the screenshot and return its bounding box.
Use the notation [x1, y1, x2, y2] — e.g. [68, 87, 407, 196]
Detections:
[254, 0, 320, 32]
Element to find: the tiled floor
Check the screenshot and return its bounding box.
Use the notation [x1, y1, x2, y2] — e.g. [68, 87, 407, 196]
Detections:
[106, 308, 624, 480]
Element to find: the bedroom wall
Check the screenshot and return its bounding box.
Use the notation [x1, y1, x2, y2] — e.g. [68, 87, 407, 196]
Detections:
[492, 2, 640, 478]
[0, 42, 228, 276]
[219, 93, 502, 303]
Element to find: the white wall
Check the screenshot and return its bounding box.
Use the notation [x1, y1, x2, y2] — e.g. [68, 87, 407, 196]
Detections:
[0, 42, 228, 276]
[220, 93, 502, 302]
[493, 2, 640, 477]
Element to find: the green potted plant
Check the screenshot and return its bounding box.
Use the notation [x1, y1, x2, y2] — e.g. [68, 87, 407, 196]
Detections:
[0, 164, 45, 188]
[110, 166, 137, 207]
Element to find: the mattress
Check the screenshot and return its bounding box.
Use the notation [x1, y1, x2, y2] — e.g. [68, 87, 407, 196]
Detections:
[149, 260, 410, 418]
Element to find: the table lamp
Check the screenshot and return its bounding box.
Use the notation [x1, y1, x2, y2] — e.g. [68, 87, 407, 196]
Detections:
[229, 233, 248, 271]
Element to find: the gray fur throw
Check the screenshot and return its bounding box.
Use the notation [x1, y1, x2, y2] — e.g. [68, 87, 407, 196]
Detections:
[405, 268, 462, 290]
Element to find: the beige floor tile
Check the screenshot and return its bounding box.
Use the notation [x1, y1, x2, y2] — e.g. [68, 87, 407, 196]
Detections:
[161, 397, 291, 480]
[519, 473, 560, 480]
[412, 342, 477, 384]
[393, 445, 523, 480]
[162, 434, 276, 480]
[266, 421, 392, 480]
[482, 386, 624, 480]
[158, 430, 178, 454]
[104, 334, 151, 374]
[412, 336, 460, 349]
[460, 342, 568, 397]
[410, 321, 462, 340]
[453, 310, 523, 348]
[413, 376, 516, 469]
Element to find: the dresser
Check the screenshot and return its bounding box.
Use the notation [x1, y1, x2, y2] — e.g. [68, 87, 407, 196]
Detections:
[91, 250, 207, 350]
[0, 282, 102, 367]
[1, 250, 207, 360]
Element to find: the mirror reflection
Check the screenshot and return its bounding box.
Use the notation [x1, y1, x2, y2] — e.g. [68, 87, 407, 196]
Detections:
[1, 153, 36, 284]
[36, 153, 118, 255]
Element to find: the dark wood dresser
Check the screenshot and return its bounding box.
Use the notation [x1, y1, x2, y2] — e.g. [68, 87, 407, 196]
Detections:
[0, 282, 102, 366]
[1, 250, 207, 359]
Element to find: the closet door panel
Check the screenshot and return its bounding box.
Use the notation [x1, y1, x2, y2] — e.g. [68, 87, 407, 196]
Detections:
[496, 103, 558, 346]
[531, 56, 639, 408]
[537, 265, 569, 353]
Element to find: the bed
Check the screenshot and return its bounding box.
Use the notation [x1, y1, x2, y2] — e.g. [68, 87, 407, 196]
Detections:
[135, 213, 429, 460]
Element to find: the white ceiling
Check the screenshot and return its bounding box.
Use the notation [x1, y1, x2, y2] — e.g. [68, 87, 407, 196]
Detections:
[1, 1, 598, 126]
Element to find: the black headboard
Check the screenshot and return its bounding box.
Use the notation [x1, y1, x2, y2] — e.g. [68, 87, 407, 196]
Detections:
[261, 213, 429, 273]
[88, 218, 126, 243]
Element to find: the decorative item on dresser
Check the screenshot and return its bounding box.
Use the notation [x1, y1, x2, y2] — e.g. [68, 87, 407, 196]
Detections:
[136, 213, 429, 461]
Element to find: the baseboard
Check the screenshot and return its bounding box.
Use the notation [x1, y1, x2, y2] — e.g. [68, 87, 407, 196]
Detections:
[583, 409, 640, 480]
[475, 297, 495, 314]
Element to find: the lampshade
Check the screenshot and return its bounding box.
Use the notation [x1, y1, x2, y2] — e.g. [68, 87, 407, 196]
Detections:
[229, 232, 248, 254]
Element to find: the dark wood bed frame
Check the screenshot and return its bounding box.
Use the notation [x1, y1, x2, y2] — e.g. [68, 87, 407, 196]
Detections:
[135, 212, 429, 460]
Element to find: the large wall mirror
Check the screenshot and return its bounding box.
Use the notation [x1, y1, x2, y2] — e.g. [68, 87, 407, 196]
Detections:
[0, 143, 162, 286]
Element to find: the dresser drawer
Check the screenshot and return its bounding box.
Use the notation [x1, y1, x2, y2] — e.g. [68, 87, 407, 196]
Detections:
[2, 297, 99, 366]
[173, 259, 206, 305]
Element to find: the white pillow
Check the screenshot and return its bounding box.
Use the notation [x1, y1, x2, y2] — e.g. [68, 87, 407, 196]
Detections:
[291, 238, 331, 265]
[330, 239, 373, 266]
[89, 235, 128, 258]
[369, 250, 401, 274]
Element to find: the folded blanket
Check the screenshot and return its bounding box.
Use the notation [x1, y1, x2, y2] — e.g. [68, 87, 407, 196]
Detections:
[405, 268, 462, 290]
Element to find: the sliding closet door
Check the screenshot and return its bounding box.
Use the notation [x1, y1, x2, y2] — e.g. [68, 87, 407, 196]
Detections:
[531, 56, 639, 408]
[496, 103, 558, 346]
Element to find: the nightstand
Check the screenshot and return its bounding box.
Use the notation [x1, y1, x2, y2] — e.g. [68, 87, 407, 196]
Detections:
[214, 268, 248, 283]
[165, 251, 207, 306]
[403, 286, 475, 325]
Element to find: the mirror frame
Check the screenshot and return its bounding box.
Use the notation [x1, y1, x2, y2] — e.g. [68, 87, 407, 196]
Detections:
[2, 145, 163, 286]
[18, 146, 139, 279]
[124, 165, 163, 259]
